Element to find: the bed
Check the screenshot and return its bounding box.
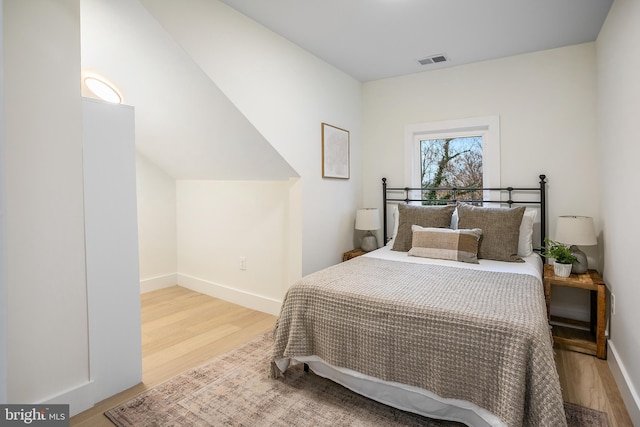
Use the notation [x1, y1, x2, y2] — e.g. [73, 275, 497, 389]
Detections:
[271, 176, 566, 427]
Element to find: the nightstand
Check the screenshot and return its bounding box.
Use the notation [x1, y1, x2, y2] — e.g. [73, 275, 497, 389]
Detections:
[543, 264, 607, 359]
[343, 248, 366, 262]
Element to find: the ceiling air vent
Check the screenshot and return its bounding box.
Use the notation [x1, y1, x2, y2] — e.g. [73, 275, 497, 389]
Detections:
[418, 54, 448, 66]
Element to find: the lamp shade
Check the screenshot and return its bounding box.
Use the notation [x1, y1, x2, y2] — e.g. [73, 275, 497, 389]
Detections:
[355, 208, 380, 231]
[555, 216, 597, 246]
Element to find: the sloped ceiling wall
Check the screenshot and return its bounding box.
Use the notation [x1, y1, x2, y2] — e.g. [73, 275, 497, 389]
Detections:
[80, 0, 298, 181]
[133, 0, 363, 276]
[82, 0, 363, 276]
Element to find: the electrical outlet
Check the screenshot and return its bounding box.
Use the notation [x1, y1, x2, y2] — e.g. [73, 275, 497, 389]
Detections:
[611, 292, 616, 315]
[239, 257, 247, 270]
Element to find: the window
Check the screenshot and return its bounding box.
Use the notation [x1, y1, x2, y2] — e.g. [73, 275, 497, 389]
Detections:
[404, 116, 500, 201]
[420, 136, 482, 202]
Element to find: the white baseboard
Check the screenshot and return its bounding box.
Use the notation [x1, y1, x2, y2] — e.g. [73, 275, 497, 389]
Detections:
[39, 380, 94, 417]
[177, 273, 282, 316]
[608, 341, 640, 426]
[140, 273, 177, 294]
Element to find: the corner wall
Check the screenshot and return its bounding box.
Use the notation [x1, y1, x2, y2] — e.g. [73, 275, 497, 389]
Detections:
[362, 43, 600, 321]
[135, 159, 302, 314]
[82, 98, 142, 405]
[596, 0, 640, 422]
[136, 153, 178, 292]
[0, 0, 7, 404]
[176, 179, 299, 315]
[139, 0, 363, 276]
[3, 0, 90, 408]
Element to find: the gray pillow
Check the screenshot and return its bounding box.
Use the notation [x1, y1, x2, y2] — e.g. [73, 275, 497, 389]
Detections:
[391, 204, 455, 252]
[457, 203, 526, 262]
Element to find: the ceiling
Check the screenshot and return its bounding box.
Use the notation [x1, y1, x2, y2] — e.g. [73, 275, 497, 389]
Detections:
[220, 0, 613, 82]
[81, 0, 612, 181]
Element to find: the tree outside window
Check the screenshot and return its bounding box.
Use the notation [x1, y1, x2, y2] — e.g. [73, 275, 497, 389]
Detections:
[420, 136, 482, 204]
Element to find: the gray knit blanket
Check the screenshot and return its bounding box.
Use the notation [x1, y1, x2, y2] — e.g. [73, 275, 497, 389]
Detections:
[272, 256, 566, 427]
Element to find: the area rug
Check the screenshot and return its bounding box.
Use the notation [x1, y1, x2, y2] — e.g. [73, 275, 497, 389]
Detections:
[105, 332, 609, 427]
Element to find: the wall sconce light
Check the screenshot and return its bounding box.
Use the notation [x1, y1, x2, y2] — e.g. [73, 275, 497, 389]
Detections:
[84, 77, 122, 104]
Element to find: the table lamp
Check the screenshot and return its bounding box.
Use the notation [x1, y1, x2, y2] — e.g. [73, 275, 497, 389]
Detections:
[356, 208, 381, 252]
[555, 216, 597, 274]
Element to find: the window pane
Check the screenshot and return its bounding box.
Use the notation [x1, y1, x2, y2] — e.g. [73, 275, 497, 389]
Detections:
[420, 136, 482, 204]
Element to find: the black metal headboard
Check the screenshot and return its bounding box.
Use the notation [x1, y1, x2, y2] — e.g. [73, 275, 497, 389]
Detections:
[382, 174, 547, 253]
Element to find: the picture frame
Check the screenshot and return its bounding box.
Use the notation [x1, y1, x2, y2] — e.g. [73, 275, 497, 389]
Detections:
[321, 123, 350, 179]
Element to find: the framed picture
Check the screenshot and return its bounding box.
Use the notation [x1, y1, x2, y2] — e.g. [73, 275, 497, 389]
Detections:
[321, 123, 350, 179]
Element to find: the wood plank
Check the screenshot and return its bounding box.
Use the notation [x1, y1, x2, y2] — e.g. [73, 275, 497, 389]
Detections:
[70, 286, 632, 426]
[556, 348, 633, 427]
[69, 287, 276, 427]
[596, 285, 607, 359]
[551, 315, 591, 329]
[596, 356, 635, 427]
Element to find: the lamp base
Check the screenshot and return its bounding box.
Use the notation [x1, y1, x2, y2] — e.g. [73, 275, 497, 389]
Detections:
[570, 245, 588, 274]
[361, 232, 378, 252]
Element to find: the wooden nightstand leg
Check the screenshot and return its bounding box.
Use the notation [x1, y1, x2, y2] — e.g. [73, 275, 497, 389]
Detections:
[544, 280, 551, 321]
[590, 290, 597, 335]
[596, 285, 607, 359]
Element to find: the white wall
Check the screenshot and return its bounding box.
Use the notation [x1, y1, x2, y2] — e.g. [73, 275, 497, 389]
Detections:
[136, 153, 178, 292]
[596, 0, 640, 422]
[81, 0, 298, 183]
[135, 159, 302, 313]
[3, 0, 90, 407]
[362, 43, 600, 321]
[139, 0, 363, 276]
[176, 180, 299, 315]
[82, 98, 142, 404]
[0, 0, 6, 404]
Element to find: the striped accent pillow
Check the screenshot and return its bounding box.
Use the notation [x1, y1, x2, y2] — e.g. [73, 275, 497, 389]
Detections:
[408, 225, 483, 264]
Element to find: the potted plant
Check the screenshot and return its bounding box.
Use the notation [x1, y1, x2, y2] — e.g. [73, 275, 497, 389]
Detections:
[543, 238, 577, 277]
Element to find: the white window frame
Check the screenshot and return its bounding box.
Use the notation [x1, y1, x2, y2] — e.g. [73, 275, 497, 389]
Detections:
[404, 116, 500, 201]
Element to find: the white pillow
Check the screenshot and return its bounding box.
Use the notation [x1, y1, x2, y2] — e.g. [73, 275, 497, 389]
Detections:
[518, 209, 537, 257]
[450, 208, 458, 229]
[386, 204, 400, 246]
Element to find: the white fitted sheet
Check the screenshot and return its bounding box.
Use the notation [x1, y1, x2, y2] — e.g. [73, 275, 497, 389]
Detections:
[365, 244, 543, 281]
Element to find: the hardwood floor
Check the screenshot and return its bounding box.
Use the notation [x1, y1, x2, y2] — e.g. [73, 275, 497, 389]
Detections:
[556, 348, 633, 426]
[71, 286, 633, 426]
[70, 286, 277, 427]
